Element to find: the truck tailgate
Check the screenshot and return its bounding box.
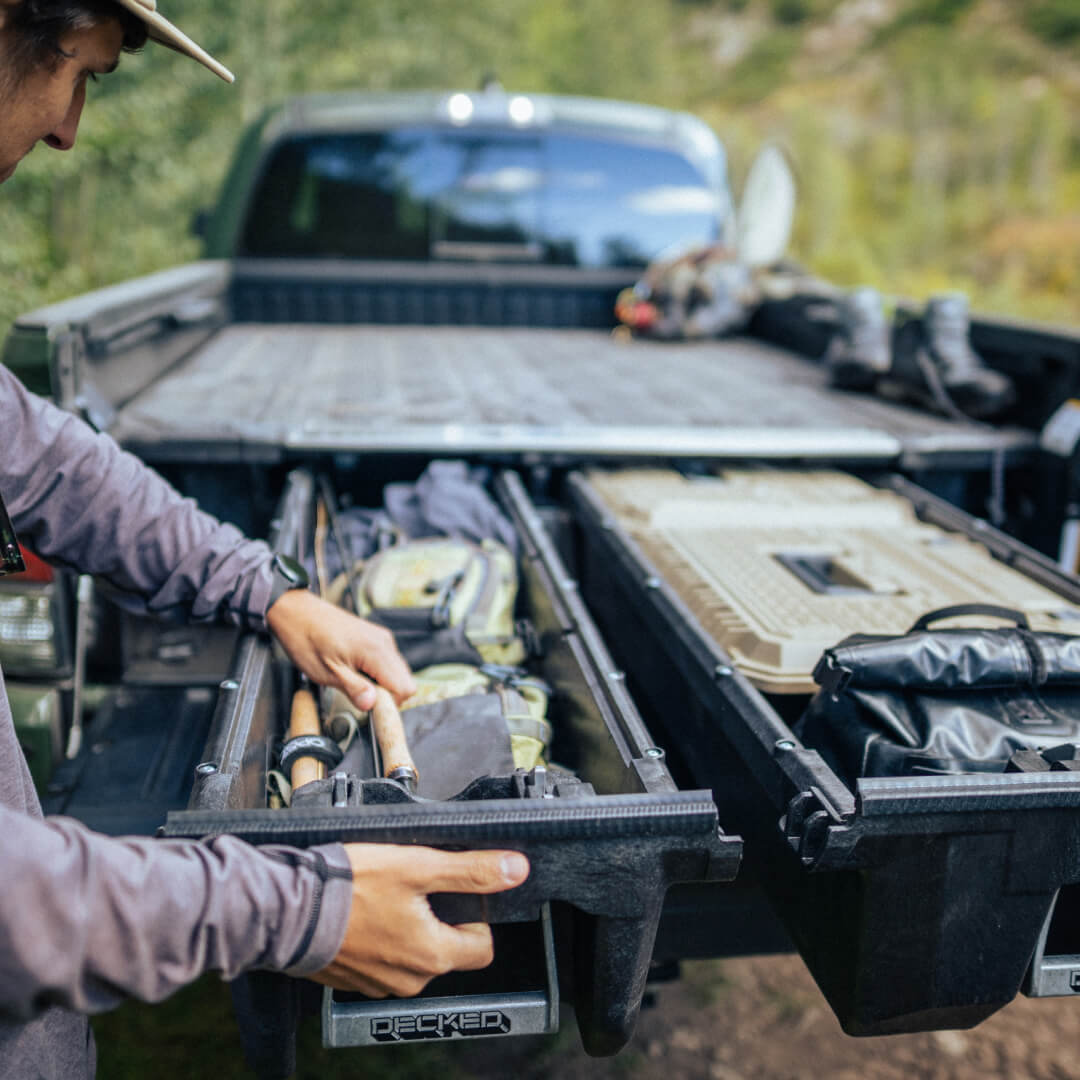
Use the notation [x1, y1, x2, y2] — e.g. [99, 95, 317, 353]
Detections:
[108, 324, 1034, 464]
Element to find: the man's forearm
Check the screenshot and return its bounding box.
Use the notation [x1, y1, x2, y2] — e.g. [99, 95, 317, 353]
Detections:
[1, 365, 274, 629]
[0, 805, 352, 1019]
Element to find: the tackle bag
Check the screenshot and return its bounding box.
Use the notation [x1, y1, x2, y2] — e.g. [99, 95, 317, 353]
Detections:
[795, 604, 1080, 784]
[329, 536, 527, 668]
[400, 662, 552, 772]
[335, 663, 554, 799]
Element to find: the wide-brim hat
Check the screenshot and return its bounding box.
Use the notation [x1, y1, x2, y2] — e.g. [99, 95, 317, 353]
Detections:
[111, 0, 234, 83]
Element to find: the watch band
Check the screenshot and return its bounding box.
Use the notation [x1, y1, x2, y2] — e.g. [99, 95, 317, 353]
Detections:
[0, 489, 26, 577]
[268, 552, 310, 609]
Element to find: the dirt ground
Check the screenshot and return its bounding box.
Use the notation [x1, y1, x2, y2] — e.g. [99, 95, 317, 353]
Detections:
[449, 953, 1080, 1080]
[610, 953, 1080, 1080]
[94, 952, 1080, 1079]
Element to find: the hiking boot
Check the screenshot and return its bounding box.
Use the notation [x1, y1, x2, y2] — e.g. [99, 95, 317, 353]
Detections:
[824, 287, 891, 391]
[889, 292, 1015, 420]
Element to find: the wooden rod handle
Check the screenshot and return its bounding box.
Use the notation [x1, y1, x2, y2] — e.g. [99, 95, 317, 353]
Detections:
[289, 686, 324, 790]
[370, 687, 418, 785]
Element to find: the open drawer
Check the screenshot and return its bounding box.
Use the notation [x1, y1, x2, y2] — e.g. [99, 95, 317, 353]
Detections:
[163, 467, 739, 1075]
[568, 465, 1080, 1037]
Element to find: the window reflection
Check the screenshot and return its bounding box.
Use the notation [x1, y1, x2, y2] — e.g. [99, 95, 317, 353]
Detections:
[241, 127, 723, 268]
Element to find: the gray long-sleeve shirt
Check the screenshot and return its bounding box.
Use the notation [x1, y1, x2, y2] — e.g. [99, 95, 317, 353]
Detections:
[0, 365, 353, 1077]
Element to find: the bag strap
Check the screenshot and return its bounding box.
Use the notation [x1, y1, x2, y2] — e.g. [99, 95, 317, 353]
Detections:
[908, 604, 1030, 633]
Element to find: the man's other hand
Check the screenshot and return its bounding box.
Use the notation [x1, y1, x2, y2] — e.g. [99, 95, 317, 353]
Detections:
[266, 589, 415, 710]
[311, 845, 530, 998]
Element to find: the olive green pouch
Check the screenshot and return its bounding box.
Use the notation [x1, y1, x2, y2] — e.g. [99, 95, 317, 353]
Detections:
[351, 537, 526, 668]
[402, 662, 553, 771]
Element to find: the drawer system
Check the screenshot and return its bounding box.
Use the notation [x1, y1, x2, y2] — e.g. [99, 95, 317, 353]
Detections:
[570, 466, 1080, 1036]
[150, 459, 1080, 1071]
[163, 468, 740, 1075]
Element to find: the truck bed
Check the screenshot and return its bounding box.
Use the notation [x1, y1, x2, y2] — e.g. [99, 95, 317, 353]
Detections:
[108, 324, 1035, 465]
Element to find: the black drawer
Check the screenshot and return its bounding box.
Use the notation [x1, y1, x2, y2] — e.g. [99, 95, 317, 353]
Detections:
[164, 467, 739, 1073]
[569, 467, 1080, 1038]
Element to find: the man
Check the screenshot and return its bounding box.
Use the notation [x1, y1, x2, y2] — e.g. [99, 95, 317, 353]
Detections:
[0, 2, 529, 1076]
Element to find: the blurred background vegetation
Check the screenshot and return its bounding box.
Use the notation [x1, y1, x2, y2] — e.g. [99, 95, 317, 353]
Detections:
[2, 0, 1079, 338]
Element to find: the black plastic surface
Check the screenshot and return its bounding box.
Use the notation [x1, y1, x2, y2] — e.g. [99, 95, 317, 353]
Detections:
[168, 467, 740, 1064]
[229, 261, 631, 328]
[568, 468, 1080, 1036]
[42, 685, 216, 835]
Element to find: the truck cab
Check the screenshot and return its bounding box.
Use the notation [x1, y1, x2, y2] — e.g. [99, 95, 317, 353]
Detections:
[202, 87, 734, 268]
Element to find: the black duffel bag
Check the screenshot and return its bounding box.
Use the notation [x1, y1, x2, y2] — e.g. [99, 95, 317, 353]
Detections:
[795, 604, 1080, 784]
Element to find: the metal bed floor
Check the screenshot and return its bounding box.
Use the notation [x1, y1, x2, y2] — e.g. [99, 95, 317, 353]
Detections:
[110, 324, 1035, 463]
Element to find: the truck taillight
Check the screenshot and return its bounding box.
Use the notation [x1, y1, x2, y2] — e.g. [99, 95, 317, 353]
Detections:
[0, 552, 71, 675]
[10, 547, 54, 583]
[0, 587, 64, 672]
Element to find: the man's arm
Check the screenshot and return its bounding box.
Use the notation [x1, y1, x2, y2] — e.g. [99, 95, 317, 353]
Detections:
[0, 369, 533, 1007]
[0, 805, 352, 1017]
[0, 365, 415, 702]
[1, 364, 274, 628]
[0, 802, 529, 1017]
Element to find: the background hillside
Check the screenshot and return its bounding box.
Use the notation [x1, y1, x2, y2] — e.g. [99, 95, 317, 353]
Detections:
[2, 0, 1079, 335]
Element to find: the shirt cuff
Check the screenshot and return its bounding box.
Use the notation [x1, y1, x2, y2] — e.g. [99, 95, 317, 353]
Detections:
[244, 554, 276, 632]
[282, 843, 353, 977]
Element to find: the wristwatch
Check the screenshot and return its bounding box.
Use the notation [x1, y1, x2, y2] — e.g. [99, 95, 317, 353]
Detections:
[267, 552, 310, 609]
[0, 488, 26, 577]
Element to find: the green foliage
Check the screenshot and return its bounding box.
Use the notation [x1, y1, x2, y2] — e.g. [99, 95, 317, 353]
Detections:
[699, 9, 1080, 326]
[723, 29, 801, 105]
[771, 0, 812, 24]
[1025, 1, 1080, 46]
[875, 0, 977, 44]
[770, 0, 840, 25]
[3, 0, 1080, 342]
[903, 0, 977, 24]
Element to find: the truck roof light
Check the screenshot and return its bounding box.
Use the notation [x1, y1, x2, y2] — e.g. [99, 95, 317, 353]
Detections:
[508, 96, 536, 126]
[446, 93, 474, 125]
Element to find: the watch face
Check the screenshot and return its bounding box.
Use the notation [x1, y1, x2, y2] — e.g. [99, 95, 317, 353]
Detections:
[273, 553, 310, 588]
[0, 490, 26, 578]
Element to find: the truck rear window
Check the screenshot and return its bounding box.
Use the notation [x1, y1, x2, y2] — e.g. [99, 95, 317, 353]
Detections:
[239, 128, 723, 268]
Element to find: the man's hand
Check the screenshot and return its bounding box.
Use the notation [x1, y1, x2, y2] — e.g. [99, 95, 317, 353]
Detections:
[266, 589, 415, 710]
[311, 845, 530, 998]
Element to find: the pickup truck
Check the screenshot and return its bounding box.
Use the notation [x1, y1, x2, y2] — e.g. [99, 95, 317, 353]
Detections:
[6, 87, 1080, 1075]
